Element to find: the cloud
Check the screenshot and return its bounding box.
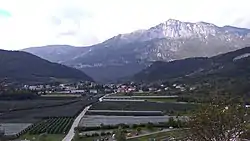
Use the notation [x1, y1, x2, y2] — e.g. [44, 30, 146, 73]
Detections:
[0, 0, 249, 50]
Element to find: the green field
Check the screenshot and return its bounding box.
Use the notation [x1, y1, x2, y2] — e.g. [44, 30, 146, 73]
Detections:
[73, 127, 159, 141]
[73, 136, 101, 141]
[20, 133, 65, 141]
[127, 129, 187, 141]
[90, 101, 197, 115]
[41, 94, 82, 97]
[144, 98, 178, 103]
[116, 92, 171, 96]
[73, 129, 186, 141]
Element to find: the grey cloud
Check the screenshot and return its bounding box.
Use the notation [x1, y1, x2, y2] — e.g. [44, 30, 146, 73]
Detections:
[50, 6, 93, 26]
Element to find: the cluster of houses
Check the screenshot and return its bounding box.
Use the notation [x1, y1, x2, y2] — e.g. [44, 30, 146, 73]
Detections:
[22, 82, 109, 94]
[20, 81, 197, 95]
[115, 82, 196, 94]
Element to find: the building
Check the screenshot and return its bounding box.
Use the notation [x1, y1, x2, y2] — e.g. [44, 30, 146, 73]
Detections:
[90, 89, 98, 94]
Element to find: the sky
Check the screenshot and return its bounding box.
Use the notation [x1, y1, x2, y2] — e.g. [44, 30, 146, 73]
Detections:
[0, 0, 249, 50]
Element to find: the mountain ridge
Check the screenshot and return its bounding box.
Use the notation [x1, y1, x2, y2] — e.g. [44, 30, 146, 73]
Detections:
[22, 19, 250, 82]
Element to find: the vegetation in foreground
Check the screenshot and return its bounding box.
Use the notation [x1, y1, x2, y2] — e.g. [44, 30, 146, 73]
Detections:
[187, 96, 249, 141]
[20, 133, 64, 141]
[127, 129, 187, 141]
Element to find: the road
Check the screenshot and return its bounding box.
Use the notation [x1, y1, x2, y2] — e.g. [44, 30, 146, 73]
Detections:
[99, 93, 114, 102]
[62, 105, 92, 141]
[62, 93, 109, 141]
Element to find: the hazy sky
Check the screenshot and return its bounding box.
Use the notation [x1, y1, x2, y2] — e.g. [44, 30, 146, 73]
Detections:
[0, 0, 249, 50]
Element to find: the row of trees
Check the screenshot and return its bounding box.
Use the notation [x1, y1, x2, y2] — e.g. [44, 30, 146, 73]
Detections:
[29, 117, 74, 134]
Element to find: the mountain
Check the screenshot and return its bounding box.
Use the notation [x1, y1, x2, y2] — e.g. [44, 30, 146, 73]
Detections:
[0, 49, 93, 84]
[22, 19, 250, 83]
[133, 47, 250, 83]
[22, 45, 91, 63]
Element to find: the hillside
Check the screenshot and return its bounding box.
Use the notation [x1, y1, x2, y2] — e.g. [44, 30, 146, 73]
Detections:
[0, 49, 93, 84]
[134, 47, 250, 83]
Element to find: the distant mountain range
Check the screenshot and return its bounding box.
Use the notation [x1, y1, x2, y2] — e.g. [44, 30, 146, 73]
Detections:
[0, 49, 93, 84]
[134, 47, 250, 83]
[23, 19, 250, 82]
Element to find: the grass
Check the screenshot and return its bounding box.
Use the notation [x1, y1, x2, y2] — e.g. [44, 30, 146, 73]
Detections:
[74, 129, 187, 141]
[116, 92, 169, 96]
[144, 98, 178, 103]
[73, 127, 160, 141]
[20, 133, 65, 141]
[41, 94, 81, 97]
[73, 136, 104, 141]
[90, 101, 197, 115]
[127, 129, 187, 141]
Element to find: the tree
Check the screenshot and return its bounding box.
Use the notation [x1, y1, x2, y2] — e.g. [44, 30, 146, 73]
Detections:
[136, 127, 142, 133]
[146, 122, 154, 131]
[188, 96, 248, 141]
[115, 126, 126, 141]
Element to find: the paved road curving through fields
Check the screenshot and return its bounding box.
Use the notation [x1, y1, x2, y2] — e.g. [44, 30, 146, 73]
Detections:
[62, 105, 92, 141]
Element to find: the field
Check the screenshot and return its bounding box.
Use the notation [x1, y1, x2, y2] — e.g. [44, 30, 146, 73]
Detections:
[73, 128, 187, 141]
[41, 94, 82, 97]
[143, 97, 178, 103]
[115, 92, 173, 96]
[127, 129, 187, 141]
[0, 96, 100, 123]
[79, 115, 172, 127]
[0, 99, 78, 113]
[29, 117, 74, 134]
[0, 94, 103, 138]
[105, 95, 178, 99]
[20, 133, 64, 141]
[89, 101, 196, 115]
[1, 123, 32, 135]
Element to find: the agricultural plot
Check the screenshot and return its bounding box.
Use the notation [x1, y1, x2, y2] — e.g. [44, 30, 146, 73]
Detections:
[90, 101, 196, 115]
[0, 96, 100, 123]
[86, 110, 164, 116]
[1, 123, 32, 136]
[0, 95, 103, 139]
[0, 101, 84, 123]
[0, 99, 78, 113]
[127, 129, 187, 141]
[79, 115, 172, 127]
[104, 95, 178, 99]
[103, 96, 179, 103]
[115, 92, 172, 96]
[29, 117, 74, 134]
[20, 134, 64, 141]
